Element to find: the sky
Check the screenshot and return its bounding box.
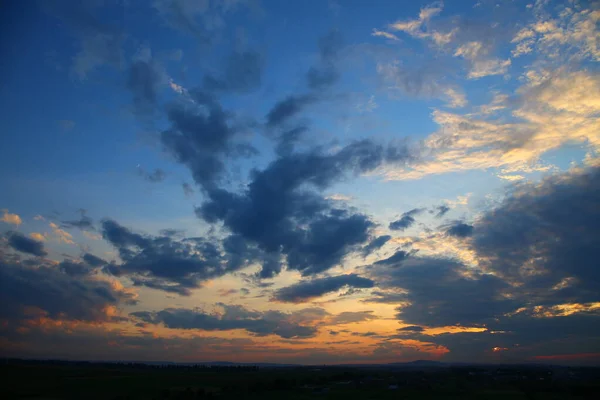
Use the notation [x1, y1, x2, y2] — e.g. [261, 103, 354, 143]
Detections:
[0, 0, 599, 365]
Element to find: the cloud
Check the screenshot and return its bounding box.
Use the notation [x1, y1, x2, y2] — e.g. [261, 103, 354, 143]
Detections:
[264, 30, 343, 151]
[388, 2, 445, 42]
[368, 256, 516, 327]
[511, 4, 599, 61]
[444, 222, 474, 238]
[431, 205, 450, 218]
[131, 303, 318, 339]
[83, 253, 107, 267]
[198, 139, 415, 277]
[204, 50, 263, 93]
[443, 87, 467, 108]
[361, 235, 392, 257]
[371, 29, 399, 41]
[389, 208, 425, 231]
[0, 252, 136, 324]
[29, 233, 46, 242]
[306, 30, 343, 90]
[160, 89, 257, 190]
[0, 323, 259, 364]
[101, 219, 262, 294]
[265, 94, 316, 128]
[406, 310, 600, 364]
[61, 209, 95, 230]
[217, 288, 238, 297]
[273, 274, 375, 303]
[373, 250, 412, 266]
[326, 193, 353, 202]
[327, 310, 377, 325]
[367, 165, 600, 362]
[49, 222, 74, 244]
[182, 182, 194, 197]
[83, 231, 102, 240]
[398, 325, 425, 332]
[153, 0, 210, 40]
[5, 231, 47, 257]
[376, 60, 465, 106]
[1, 209, 22, 226]
[43, 1, 125, 80]
[356, 95, 378, 113]
[153, 0, 252, 43]
[380, 1, 520, 81]
[127, 50, 164, 116]
[138, 167, 167, 183]
[273, 126, 308, 156]
[453, 41, 511, 79]
[351, 331, 380, 337]
[472, 165, 600, 303]
[387, 68, 600, 180]
[498, 174, 525, 181]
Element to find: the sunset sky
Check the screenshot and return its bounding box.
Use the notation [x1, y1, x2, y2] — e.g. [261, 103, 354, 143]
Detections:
[1, 0, 599, 365]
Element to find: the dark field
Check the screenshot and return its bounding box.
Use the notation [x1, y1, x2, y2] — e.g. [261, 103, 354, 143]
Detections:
[2, 360, 599, 400]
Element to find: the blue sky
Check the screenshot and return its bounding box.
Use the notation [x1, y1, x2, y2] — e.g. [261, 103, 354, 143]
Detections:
[1, 0, 599, 365]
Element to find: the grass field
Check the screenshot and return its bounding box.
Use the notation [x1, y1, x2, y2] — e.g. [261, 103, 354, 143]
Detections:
[2, 360, 599, 399]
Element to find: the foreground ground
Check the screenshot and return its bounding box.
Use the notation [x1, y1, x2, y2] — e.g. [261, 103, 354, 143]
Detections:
[2, 359, 599, 399]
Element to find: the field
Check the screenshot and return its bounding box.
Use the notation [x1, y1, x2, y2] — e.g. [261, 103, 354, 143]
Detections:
[2, 360, 599, 399]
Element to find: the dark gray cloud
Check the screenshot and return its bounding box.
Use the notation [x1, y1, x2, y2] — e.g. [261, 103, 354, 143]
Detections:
[144, 30, 416, 283]
[131, 303, 318, 339]
[127, 58, 162, 115]
[363, 166, 600, 363]
[431, 204, 450, 218]
[265, 94, 316, 128]
[306, 30, 343, 90]
[398, 325, 424, 332]
[473, 165, 600, 304]
[389, 208, 425, 231]
[351, 331, 378, 337]
[369, 256, 517, 327]
[161, 89, 257, 190]
[265, 30, 342, 134]
[61, 209, 95, 230]
[6, 232, 47, 257]
[274, 126, 308, 156]
[101, 219, 260, 294]
[0, 254, 136, 323]
[373, 250, 412, 266]
[364, 290, 409, 304]
[204, 50, 263, 93]
[82, 253, 107, 267]
[403, 310, 600, 364]
[273, 274, 375, 303]
[361, 235, 392, 257]
[197, 139, 414, 277]
[445, 222, 474, 238]
[58, 260, 94, 277]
